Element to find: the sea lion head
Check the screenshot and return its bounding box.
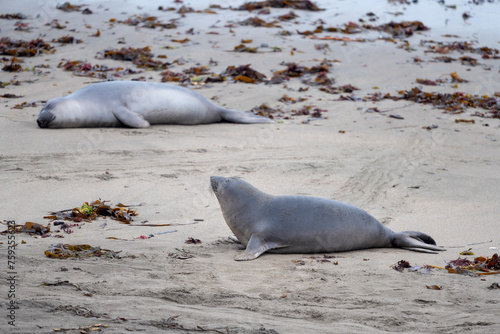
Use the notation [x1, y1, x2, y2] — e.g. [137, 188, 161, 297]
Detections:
[37, 97, 82, 128]
[37, 98, 59, 128]
[210, 176, 265, 212]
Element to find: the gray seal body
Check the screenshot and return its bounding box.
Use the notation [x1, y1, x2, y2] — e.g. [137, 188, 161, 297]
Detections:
[210, 176, 445, 261]
[37, 81, 273, 128]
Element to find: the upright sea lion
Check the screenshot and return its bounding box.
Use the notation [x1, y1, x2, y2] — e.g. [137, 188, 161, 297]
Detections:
[210, 176, 445, 261]
[37, 81, 273, 128]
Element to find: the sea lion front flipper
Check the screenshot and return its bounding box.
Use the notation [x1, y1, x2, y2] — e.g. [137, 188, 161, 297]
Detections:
[235, 233, 286, 261]
[112, 108, 150, 128]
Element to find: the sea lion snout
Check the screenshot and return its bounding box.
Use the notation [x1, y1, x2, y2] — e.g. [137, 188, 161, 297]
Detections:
[37, 109, 55, 128]
[37, 118, 50, 128]
[210, 176, 225, 193]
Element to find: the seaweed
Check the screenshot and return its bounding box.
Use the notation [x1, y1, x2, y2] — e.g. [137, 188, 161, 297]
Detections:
[233, 44, 259, 53]
[45, 243, 121, 259]
[12, 101, 45, 109]
[320, 84, 359, 94]
[0, 93, 24, 98]
[303, 21, 427, 38]
[422, 40, 499, 58]
[56, 2, 84, 12]
[416, 78, 438, 86]
[2, 57, 23, 72]
[100, 46, 171, 70]
[238, 0, 324, 11]
[366, 87, 499, 117]
[438, 253, 499, 275]
[185, 237, 202, 244]
[14, 21, 31, 32]
[45, 19, 66, 29]
[416, 72, 468, 86]
[223, 64, 267, 83]
[0, 37, 54, 57]
[249, 103, 282, 119]
[0, 13, 27, 20]
[177, 5, 217, 15]
[278, 11, 299, 21]
[301, 71, 334, 86]
[118, 15, 178, 29]
[273, 60, 331, 83]
[58, 60, 141, 79]
[363, 21, 429, 38]
[45, 200, 139, 224]
[278, 94, 307, 104]
[52, 35, 83, 44]
[1, 222, 50, 236]
[239, 16, 281, 28]
[291, 105, 326, 118]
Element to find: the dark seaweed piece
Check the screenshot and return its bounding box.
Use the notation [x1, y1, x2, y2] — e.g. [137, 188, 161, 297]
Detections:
[416, 78, 438, 86]
[303, 71, 334, 86]
[233, 44, 259, 53]
[278, 11, 299, 21]
[239, 16, 281, 28]
[2, 57, 23, 72]
[292, 105, 326, 118]
[45, 243, 121, 259]
[460, 56, 478, 66]
[363, 21, 429, 38]
[370, 87, 499, 116]
[0, 222, 50, 235]
[436, 72, 468, 84]
[185, 237, 202, 244]
[118, 15, 178, 29]
[323, 22, 363, 34]
[223, 64, 267, 83]
[46, 200, 138, 224]
[56, 2, 84, 12]
[0, 37, 54, 57]
[278, 94, 307, 104]
[249, 103, 281, 119]
[52, 35, 83, 44]
[101, 46, 171, 70]
[0, 13, 27, 20]
[433, 56, 456, 63]
[57, 60, 141, 79]
[422, 40, 499, 56]
[393, 260, 412, 272]
[0, 93, 24, 98]
[238, 0, 324, 11]
[319, 84, 359, 94]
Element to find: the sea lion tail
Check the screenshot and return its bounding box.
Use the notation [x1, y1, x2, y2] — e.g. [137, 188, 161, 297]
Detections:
[219, 108, 274, 124]
[391, 231, 446, 253]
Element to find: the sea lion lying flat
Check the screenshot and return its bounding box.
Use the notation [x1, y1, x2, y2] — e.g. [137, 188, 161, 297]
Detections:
[37, 81, 273, 128]
[210, 176, 445, 261]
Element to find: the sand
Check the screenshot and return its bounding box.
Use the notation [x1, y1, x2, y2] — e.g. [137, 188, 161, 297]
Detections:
[1, 0, 499, 333]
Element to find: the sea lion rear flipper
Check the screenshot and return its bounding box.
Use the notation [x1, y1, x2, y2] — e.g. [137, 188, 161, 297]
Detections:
[219, 108, 274, 124]
[235, 233, 286, 261]
[392, 231, 446, 253]
[112, 108, 150, 128]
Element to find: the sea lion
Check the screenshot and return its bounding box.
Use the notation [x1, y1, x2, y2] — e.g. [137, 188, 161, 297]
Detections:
[210, 176, 445, 261]
[37, 81, 273, 128]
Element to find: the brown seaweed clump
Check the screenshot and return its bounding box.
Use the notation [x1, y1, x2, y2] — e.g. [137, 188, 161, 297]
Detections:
[45, 243, 121, 259]
[238, 0, 324, 11]
[100, 47, 171, 70]
[222, 64, 267, 83]
[0, 37, 54, 57]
